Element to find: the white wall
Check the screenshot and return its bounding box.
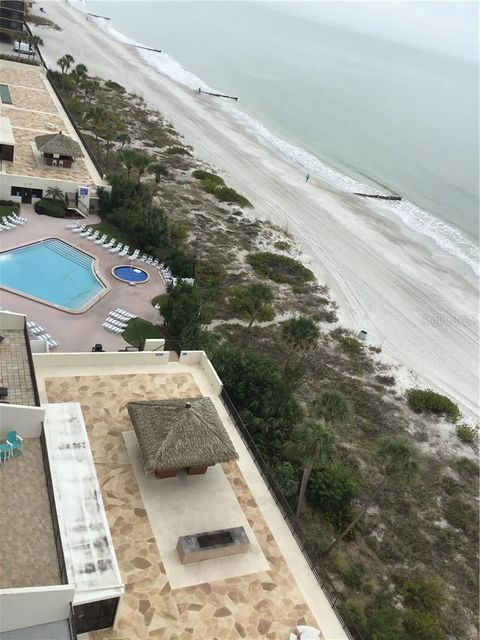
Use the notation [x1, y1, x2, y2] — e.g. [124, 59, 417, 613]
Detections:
[144, 338, 165, 352]
[0, 404, 45, 439]
[33, 350, 171, 368]
[30, 338, 49, 353]
[0, 310, 25, 331]
[0, 585, 74, 633]
[178, 351, 203, 364]
[0, 171, 90, 204]
[200, 352, 223, 395]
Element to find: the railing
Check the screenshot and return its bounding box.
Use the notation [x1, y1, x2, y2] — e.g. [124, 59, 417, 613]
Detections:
[23, 320, 41, 406]
[219, 388, 364, 640]
[40, 423, 69, 585]
[68, 603, 78, 640]
[24, 22, 105, 180]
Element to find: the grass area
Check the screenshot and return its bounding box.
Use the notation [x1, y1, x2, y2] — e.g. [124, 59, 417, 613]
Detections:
[0, 204, 20, 216]
[90, 221, 131, 246]
[122, 318, 171, 348]
[151, 294, 168, 307]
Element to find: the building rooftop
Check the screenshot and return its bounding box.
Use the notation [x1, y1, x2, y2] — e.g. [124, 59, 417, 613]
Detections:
[0, 60, 102, 190]
[0, 328, 37, 406]
[0, 438, 61, 589]
[34, 353, 348, 640]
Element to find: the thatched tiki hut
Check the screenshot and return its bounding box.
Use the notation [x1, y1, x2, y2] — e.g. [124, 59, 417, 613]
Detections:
[35, 132, 83, 168]
[127, 398, 238, 479]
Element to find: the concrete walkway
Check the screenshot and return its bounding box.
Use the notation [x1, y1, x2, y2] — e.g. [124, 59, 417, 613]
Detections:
[0, 205, 166, 352]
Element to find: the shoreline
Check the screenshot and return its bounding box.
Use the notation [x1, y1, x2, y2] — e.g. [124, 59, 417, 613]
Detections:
[32, 0, 479, 417]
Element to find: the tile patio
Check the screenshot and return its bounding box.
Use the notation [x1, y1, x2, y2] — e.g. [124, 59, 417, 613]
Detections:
[45, 372, 317, 640]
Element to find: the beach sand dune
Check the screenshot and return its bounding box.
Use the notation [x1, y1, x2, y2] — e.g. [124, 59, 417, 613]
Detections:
[32, 0, 479, 416]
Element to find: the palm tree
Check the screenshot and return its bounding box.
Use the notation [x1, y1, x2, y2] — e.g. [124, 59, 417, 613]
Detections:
[282, 315, 320, 352]
[323, 436, 420, 556]
[119, 148, 138, 179]
[149, 162, 168, 185]
[46, 186, 64, 201]
[284, 419, 337, 518]
[57, 54, 75, 75]
[131, 151, 152, 184]
[99, 115, 124, 172]
[16, 33, 25, 59]
[312, 389, 353, 427]
[70, 63, 88, 96]
[86, 105, 107, 158]
[27, 35, 43, 60]
[82, 78, 99, 106]
[116, 132, 130, 150]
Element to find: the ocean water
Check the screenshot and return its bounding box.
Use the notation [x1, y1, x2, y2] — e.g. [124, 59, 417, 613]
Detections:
[87, 0, 479, 272]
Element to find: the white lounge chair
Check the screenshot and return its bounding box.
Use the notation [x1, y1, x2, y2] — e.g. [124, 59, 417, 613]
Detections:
[110, 243, 123, 254]
[8, 216, 24, 225]
[80, 227, 93, 237]
[72, 225, 86, 234]
[94, 234, 108, 245]
[88, 230, 100, 241]
[119, 245, 130, 257]
[104, 238, 116, 248]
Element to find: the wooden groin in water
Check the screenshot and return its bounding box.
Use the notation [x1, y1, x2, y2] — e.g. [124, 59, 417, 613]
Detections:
[196, 88, 238, 101]
[354, 193, 402, 201]
[87, 13, 110, 20]
[134, 45, 162, 54]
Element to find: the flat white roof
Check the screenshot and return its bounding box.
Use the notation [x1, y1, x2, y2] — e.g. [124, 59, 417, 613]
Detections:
[43, 402, 124, 605]
[0, 115, 15, 147]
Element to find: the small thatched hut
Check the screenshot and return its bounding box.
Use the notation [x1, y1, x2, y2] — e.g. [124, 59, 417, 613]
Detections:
[35, 132, 83, 168]
[127, 397, 238, 478]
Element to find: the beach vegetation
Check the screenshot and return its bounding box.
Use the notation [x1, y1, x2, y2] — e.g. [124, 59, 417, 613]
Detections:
[192, 169, 224, 183]
[307, 463, 358, 526]
[311, 389, 354, 426]
[192, 170, 252, 207]
[274, 240, 291, 251]
[227, 283, 275, 334]
[402, 609, 445, 640]
[149, 162, 169, 184]
[27, 13, 61, 29]
[339, 335, 364, 355]
[166, 145, 192, 156]
[105, 79, 126, 93]
[247, 251, 315, 285]
[284, 419, 337, 517]
[271, 461, 299, 498]
[160, 281, 213, 349]
[56, 53, 74, 75]
[455, 423, 478, 444]
[282, 315, 319, 352]
[116, 132, 130, 149]
[169, 222, 189, 240]
[323, 436, 420, 556]
[406, 388, 461, 422]
[401, 573, 445, 613]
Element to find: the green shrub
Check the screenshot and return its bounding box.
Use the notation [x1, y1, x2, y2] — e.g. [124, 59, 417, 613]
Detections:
[0, 53, 39, 66]
[202, 177, 223, 194]
[402, 574, 445, 612]
[105, 79, 126, 93]
[166, 146, 191, 156]
[214, 185, 252, 207]
[343, 561, 366, 590]
[443, 496, 477, 536]
[274, 240, 291, 251]
[339, 335, 364, 355]
[375, 375, 396, 386]
[364, 592, 405, 640]
[247, 252, 315, 285]
[27, 13, 61, 29]
[169, 222, 189, 240]
[34, 198, 66, 218]
[192, 169, 224, 185]
[455, 424, 478, 444]
[307, 464, 357, 526]
[271, 461, 299, 498]
[406, 388, 460, 422]
[402, 609, 445, 640]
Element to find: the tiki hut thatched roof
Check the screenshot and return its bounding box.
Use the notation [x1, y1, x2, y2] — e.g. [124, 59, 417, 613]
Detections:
[127, 397, 238, 473]
[35, 132, 83, 158]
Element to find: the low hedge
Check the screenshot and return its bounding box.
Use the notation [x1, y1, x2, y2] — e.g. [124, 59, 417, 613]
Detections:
[406, 388, 460, 422]
[34, 198, 66, 218]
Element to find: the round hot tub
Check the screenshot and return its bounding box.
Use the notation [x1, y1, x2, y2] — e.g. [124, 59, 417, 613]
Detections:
[112, 265, 150, 284]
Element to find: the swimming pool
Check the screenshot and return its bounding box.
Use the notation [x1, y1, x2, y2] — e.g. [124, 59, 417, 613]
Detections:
[112, 265, 149, 283]
[0, 239, 106, 312]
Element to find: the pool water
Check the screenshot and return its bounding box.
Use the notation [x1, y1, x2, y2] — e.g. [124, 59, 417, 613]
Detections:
[0, 239, 105, 311]
[113, 266, 149, 283]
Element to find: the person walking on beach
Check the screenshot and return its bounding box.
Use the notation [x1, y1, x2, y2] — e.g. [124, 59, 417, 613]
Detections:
[305, 172, 310, 182]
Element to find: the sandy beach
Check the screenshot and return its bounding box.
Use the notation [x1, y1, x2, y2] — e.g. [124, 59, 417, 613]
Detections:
[30, 0, 478, 417]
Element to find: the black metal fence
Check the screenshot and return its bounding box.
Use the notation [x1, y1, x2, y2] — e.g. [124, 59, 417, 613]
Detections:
[220, 388, 364, 640]
[23, 320, 41, 407]
[40, 423, 68, 585]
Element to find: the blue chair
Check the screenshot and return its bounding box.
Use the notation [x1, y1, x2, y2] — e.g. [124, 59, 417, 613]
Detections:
[0, 443, 11, 464]
[5, 431, 23, 457]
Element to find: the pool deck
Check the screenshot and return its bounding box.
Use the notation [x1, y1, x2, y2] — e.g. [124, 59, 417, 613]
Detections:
[0, 206, 167, 352]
